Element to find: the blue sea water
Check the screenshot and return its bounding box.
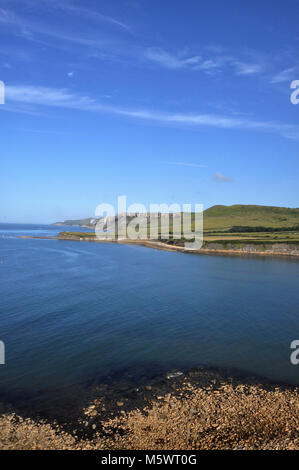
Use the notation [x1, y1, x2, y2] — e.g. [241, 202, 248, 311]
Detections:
[0, 223, 299, 411]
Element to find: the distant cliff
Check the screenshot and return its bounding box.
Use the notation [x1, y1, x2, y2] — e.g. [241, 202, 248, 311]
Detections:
[53, 217, 96, 228]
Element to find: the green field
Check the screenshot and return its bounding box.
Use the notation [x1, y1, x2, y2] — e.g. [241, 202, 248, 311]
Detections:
[59, 232, 96, 238]
[202, 205, 299, 244]
[203, 205, 299, 230]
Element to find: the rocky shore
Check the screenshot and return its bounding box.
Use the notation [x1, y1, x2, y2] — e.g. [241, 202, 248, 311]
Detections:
[1, 367, 298, 450]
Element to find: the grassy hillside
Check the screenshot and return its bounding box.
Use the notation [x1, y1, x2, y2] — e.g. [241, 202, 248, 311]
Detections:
[203, 205, 299, 231]
[54, 205, 299, 233]
[58, 204, 299, 245]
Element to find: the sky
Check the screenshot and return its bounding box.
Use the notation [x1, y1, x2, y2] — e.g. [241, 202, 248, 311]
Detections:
[0, 0, 298, 223]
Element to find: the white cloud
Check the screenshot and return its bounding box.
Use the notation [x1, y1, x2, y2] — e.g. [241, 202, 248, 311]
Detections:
[196, 59, 221, 71]
[5, 85, 95, 108]
[233, 62, 262, 75]
[0, 6, 128, 55]
[4, 84, 299, 141]
[145, 48, 201, 70]
[49, 1, 130, 31]
[0, 1, 129, 31]
[145, 48, 262, 77]
[271, 67, 298, 84]
[213, 172, 232, 182]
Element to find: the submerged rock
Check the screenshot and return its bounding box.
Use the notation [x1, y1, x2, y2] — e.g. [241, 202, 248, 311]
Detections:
[166, 371, 183, 379]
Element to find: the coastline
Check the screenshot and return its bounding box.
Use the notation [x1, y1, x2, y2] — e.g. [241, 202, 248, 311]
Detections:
[1, 365, 298, 450]
[19, 234, 299, 258]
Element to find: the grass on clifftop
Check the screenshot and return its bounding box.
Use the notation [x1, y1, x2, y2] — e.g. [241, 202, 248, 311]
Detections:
[203, 205, 299, 230]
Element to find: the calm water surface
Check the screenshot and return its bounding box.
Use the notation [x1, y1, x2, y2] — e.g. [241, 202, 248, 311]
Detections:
[0, 224, 299, 410]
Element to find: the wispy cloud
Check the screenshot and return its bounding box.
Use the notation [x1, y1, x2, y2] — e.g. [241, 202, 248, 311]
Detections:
[0, 7, 267, 78]
[144, 48, 262, 76]
[233, 61, 262, 75]
[213, 172, 232, 182]
[4, 84, 299, 141]
[145, 48, 202, 70]
[0, 7, 21, 27]
[271, 67, 298, 84]
[17, 128, 59, 134]
[0, 1, 129, 31]
[5, 85, 96, 109]
[47, 1, 130, 31]
[0, 8, 109, 48]
[161, 161, 208, 168]
[0, 6, 133, 68]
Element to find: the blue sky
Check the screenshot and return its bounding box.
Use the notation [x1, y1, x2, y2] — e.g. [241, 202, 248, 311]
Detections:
[0, 0, 298, 223]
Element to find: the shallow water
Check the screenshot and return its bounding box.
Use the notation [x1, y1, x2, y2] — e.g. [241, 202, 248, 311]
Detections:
[0, 223, 299, 411]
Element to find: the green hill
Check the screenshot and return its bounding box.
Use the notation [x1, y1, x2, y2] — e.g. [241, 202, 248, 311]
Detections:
[203, 205, 299, 231]
[54, 205, 299, 232]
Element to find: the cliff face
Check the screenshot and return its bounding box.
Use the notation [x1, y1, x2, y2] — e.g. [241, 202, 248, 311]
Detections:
[201, 242, 299, 256]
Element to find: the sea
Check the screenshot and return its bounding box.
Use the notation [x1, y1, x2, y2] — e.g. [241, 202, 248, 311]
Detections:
[0, 223, 299, 414]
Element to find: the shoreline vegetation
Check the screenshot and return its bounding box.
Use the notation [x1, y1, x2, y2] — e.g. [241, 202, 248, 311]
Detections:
[0, 366, 298, 450]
